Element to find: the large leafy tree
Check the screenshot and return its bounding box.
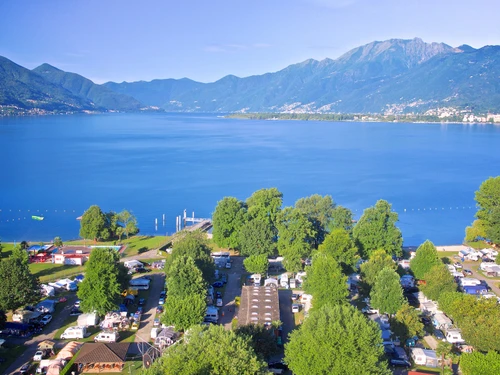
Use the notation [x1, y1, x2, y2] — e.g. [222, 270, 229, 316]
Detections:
[243, 254, 269, 276]
[276, 207, 316, 273]
[168, 230, 214, 282]
[460, 351, 500, 375]
[420, 264, 456, 301]
[360, 249, 396, 288]
[10, 245, 29, 265]
[235, 324, 279, 361]
[318, 228, 359, 274]
[370, 267, 405, 315]
[410, 240, 441, 280]
[353, 200, 402, 257]
[167, 256, 206, 298]
[303, 253, 348, 310]
[390, 303, 424, 343]
[212, 197, 247, 249]
[145, 325, 268, 375]
[238, 219, 275, 257]
[117, 209, 138, 239]
[161, 293, 206, 331]
[295, 194, 335, 246]
[329, 205, 354, 233]
[79, 205, 109, 241]
[0, 257, 41, 312]
[464, 219, 487, 242]
[77, 247, 127, 315]
[246, 188, 283, 234]
[285, 304, 391, 375]
[474, 176, 500, 244]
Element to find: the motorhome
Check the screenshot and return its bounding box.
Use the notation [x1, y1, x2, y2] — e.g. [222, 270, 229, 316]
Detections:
[460, 278, 481, 287]
[445, 329, 465, 344]
[129, 277, 151, 290]
[60, 326, 87, 339]
[94, 331, 119, 343]
[289, 278, 297, 289]
[280, 273, 289, 288]
[204, 306, 219, 323]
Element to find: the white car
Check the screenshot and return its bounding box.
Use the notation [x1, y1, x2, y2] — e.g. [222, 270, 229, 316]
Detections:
[454, 262, 463, 269]
[216, 298, 223, 307]
[225, 262, 232, 269]
[292, 304, 301, 313]
[74, 300, 81, 308]
[40, 314, 52, 325]
[33, 350, 44, 361]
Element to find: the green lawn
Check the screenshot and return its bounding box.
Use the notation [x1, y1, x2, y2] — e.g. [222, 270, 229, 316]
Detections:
[66, 235, 170, 258]
[29, 262, 86, 283]
[466, 240, 490, 249]
[0, 242, 16, 259]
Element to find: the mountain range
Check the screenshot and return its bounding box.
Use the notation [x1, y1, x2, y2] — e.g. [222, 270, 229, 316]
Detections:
[1, 38, 499, 115]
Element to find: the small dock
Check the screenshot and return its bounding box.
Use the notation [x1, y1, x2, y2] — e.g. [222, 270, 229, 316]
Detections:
[185, 219, 212, 232]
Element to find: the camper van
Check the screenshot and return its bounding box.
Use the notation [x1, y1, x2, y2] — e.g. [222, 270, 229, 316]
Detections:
[446, 329, 465, 344]
[289, 278, 297, 289]
[60, 326, 87, 339]
[280, 274, 289, 289]
[94, 331, 119, 343]
[204, 306, 219, 323]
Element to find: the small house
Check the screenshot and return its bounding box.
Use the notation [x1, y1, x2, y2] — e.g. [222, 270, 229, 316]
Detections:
[411, 348, 441, 368]
[463, 285, 488, 295]
[75, 343, 130, 373]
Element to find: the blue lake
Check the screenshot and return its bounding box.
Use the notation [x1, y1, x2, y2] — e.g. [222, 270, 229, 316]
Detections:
[0, 113, 499, 245]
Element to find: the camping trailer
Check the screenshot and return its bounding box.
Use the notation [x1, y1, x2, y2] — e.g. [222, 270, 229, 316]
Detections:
[60, 326, 87, 339]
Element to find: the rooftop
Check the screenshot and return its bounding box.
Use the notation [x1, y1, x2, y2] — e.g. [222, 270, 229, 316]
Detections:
[238, 286, 280, 326]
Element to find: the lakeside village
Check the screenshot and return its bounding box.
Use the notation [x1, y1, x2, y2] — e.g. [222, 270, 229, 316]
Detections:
[2, 178, 500, 375]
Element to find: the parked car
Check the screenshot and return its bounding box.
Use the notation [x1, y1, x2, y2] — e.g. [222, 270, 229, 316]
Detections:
[453, 262, 463, 269]
[212, 281, 224, 288]
[463, 269, 473, 276]
[215, 291, 222, 299]
[33, 350, 46, 361]
[216, 298, 223, 307]
[292, 304, 301, 313]
[20, 362, 33, 374]
[159, 297, 165, 305]
[159, 291, 166, 299]
[221, 274, 228, 284]
[138, 298, 146, 306]
[70, 308, 83, 316]
[153, 318, 160, 327]
[421, 316, 432, 325]
[137, 307, 144, 314]
[156, 305, 164, 314]
[434, 329, 446, 341]
[225, 262, 231, 269]
[136, 267, 151, 273]
[389, 359, 411, 368]
[40, 314, 52, 325]
[74, 300, 81, 308]
[291, 293, 299, 301]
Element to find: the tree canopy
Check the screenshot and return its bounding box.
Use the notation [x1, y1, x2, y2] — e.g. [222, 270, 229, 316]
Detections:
[168, 231, 214, 282]
[77, 247, 128, 315]
[0, 257, 41, 312]
[145, 325, 268, 375]
[246, 188, 283, 233]
[353, 200, 402, 257]
[303, 253, 348, 310]
[79, 205, 109, 241]
[54, 236, 63, 247]
[161, 293, 207, 331]
[295, 194, 335, 246]
[420, 264, 456, 301]
[474, 176, 500, 244]
[464, 219, 487, 243]
[390, 303, 424, 343]
[117, 209, 138, 239]
[370, 267, 405, 315]
[238, 219, 275, 257]
[318, 228, 359, 274]
[212, 197, 247, 249]
[460, 351, 500, 375]
[285, 304, 391, 375]
[360, 249, 396, 288]
[243, 254, 269, 276]
[410, 240, 441, 280]
[277, 207, 316, 273]
[329, 205, 354, 233]
[235, 324, 279, 361]
[167, 256, 206, 299]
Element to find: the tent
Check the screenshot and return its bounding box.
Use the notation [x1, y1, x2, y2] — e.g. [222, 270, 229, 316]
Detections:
[57, 341, 82, 360]
[38, 340, 56, 351]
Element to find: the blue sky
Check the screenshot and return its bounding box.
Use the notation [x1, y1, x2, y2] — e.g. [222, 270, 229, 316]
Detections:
[1, 0, 498, 83]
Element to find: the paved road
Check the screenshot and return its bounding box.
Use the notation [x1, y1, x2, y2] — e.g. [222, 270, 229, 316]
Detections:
[278, 289, 294, 343]
[220, 256, 244, 328]
[134, 273, 165, 344]
[467, 262, 500, 296]
[5, 294, 78, 375]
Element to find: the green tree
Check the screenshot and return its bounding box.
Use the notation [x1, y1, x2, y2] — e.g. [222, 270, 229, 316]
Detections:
[475, 176, 500, 244]
[168, 231, 214, 282]
[19, 240, 29, 250]
[276, 207, 316, 273]
[390, 304, 424, 343]
[145, 325, 268, 375]
[285, 304, 390, 375]
[360, 249, 396, 288]
[460, 351, 500, 375]
[243, 254, 269, 276]
[239, 219, 275, 256]
[10, 244, 29, 265]
[0, 257, 41, 312]
[303, 253, 348, 309]
[295, 194, 335, 246]
[79, 205, 109, 241]
[318, 228, 359, 274]
[353, 200, 402, 257]
[370, 267, 405, 315]
[436, 341, 453, 374]
[0, 310, 6, 329]
[212, 197, 247, 249]
[235, 324, 279, 361]
[161, 293, 206, 331]
[464, 219, 487, 242]
[118, 209, 138, 239]
[329, 205, 354, 233]
[167, 256, 206, 298]
[410, 240, 441, 280]
[420, 264, 457, 301]
[246, 188, 283, 233]
[53, 236, 63, 248]
[77, 247, 125, 315]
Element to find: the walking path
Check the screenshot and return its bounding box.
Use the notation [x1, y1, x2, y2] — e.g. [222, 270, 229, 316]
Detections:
[220, 257, 244, 329]
[134, 273, 165, 344]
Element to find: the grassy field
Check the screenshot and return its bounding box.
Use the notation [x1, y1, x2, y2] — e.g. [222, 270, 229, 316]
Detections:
[66, 235, 170, 258]
[30, 262, 86, 283]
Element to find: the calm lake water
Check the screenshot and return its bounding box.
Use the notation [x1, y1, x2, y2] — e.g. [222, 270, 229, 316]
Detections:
[0, 113, 499, 245]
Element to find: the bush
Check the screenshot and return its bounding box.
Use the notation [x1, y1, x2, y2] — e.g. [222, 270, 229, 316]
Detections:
[235, 296, 241, 307]
[231, 318, 238, 330]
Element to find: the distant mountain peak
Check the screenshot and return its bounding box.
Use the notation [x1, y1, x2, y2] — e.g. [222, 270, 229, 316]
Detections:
[456, 44, 476, 53]
[33, 63, 62, 73]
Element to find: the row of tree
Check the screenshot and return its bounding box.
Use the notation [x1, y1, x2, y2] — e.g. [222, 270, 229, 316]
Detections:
[213, 189, 403, 274]
[79, 205, 138, 242]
